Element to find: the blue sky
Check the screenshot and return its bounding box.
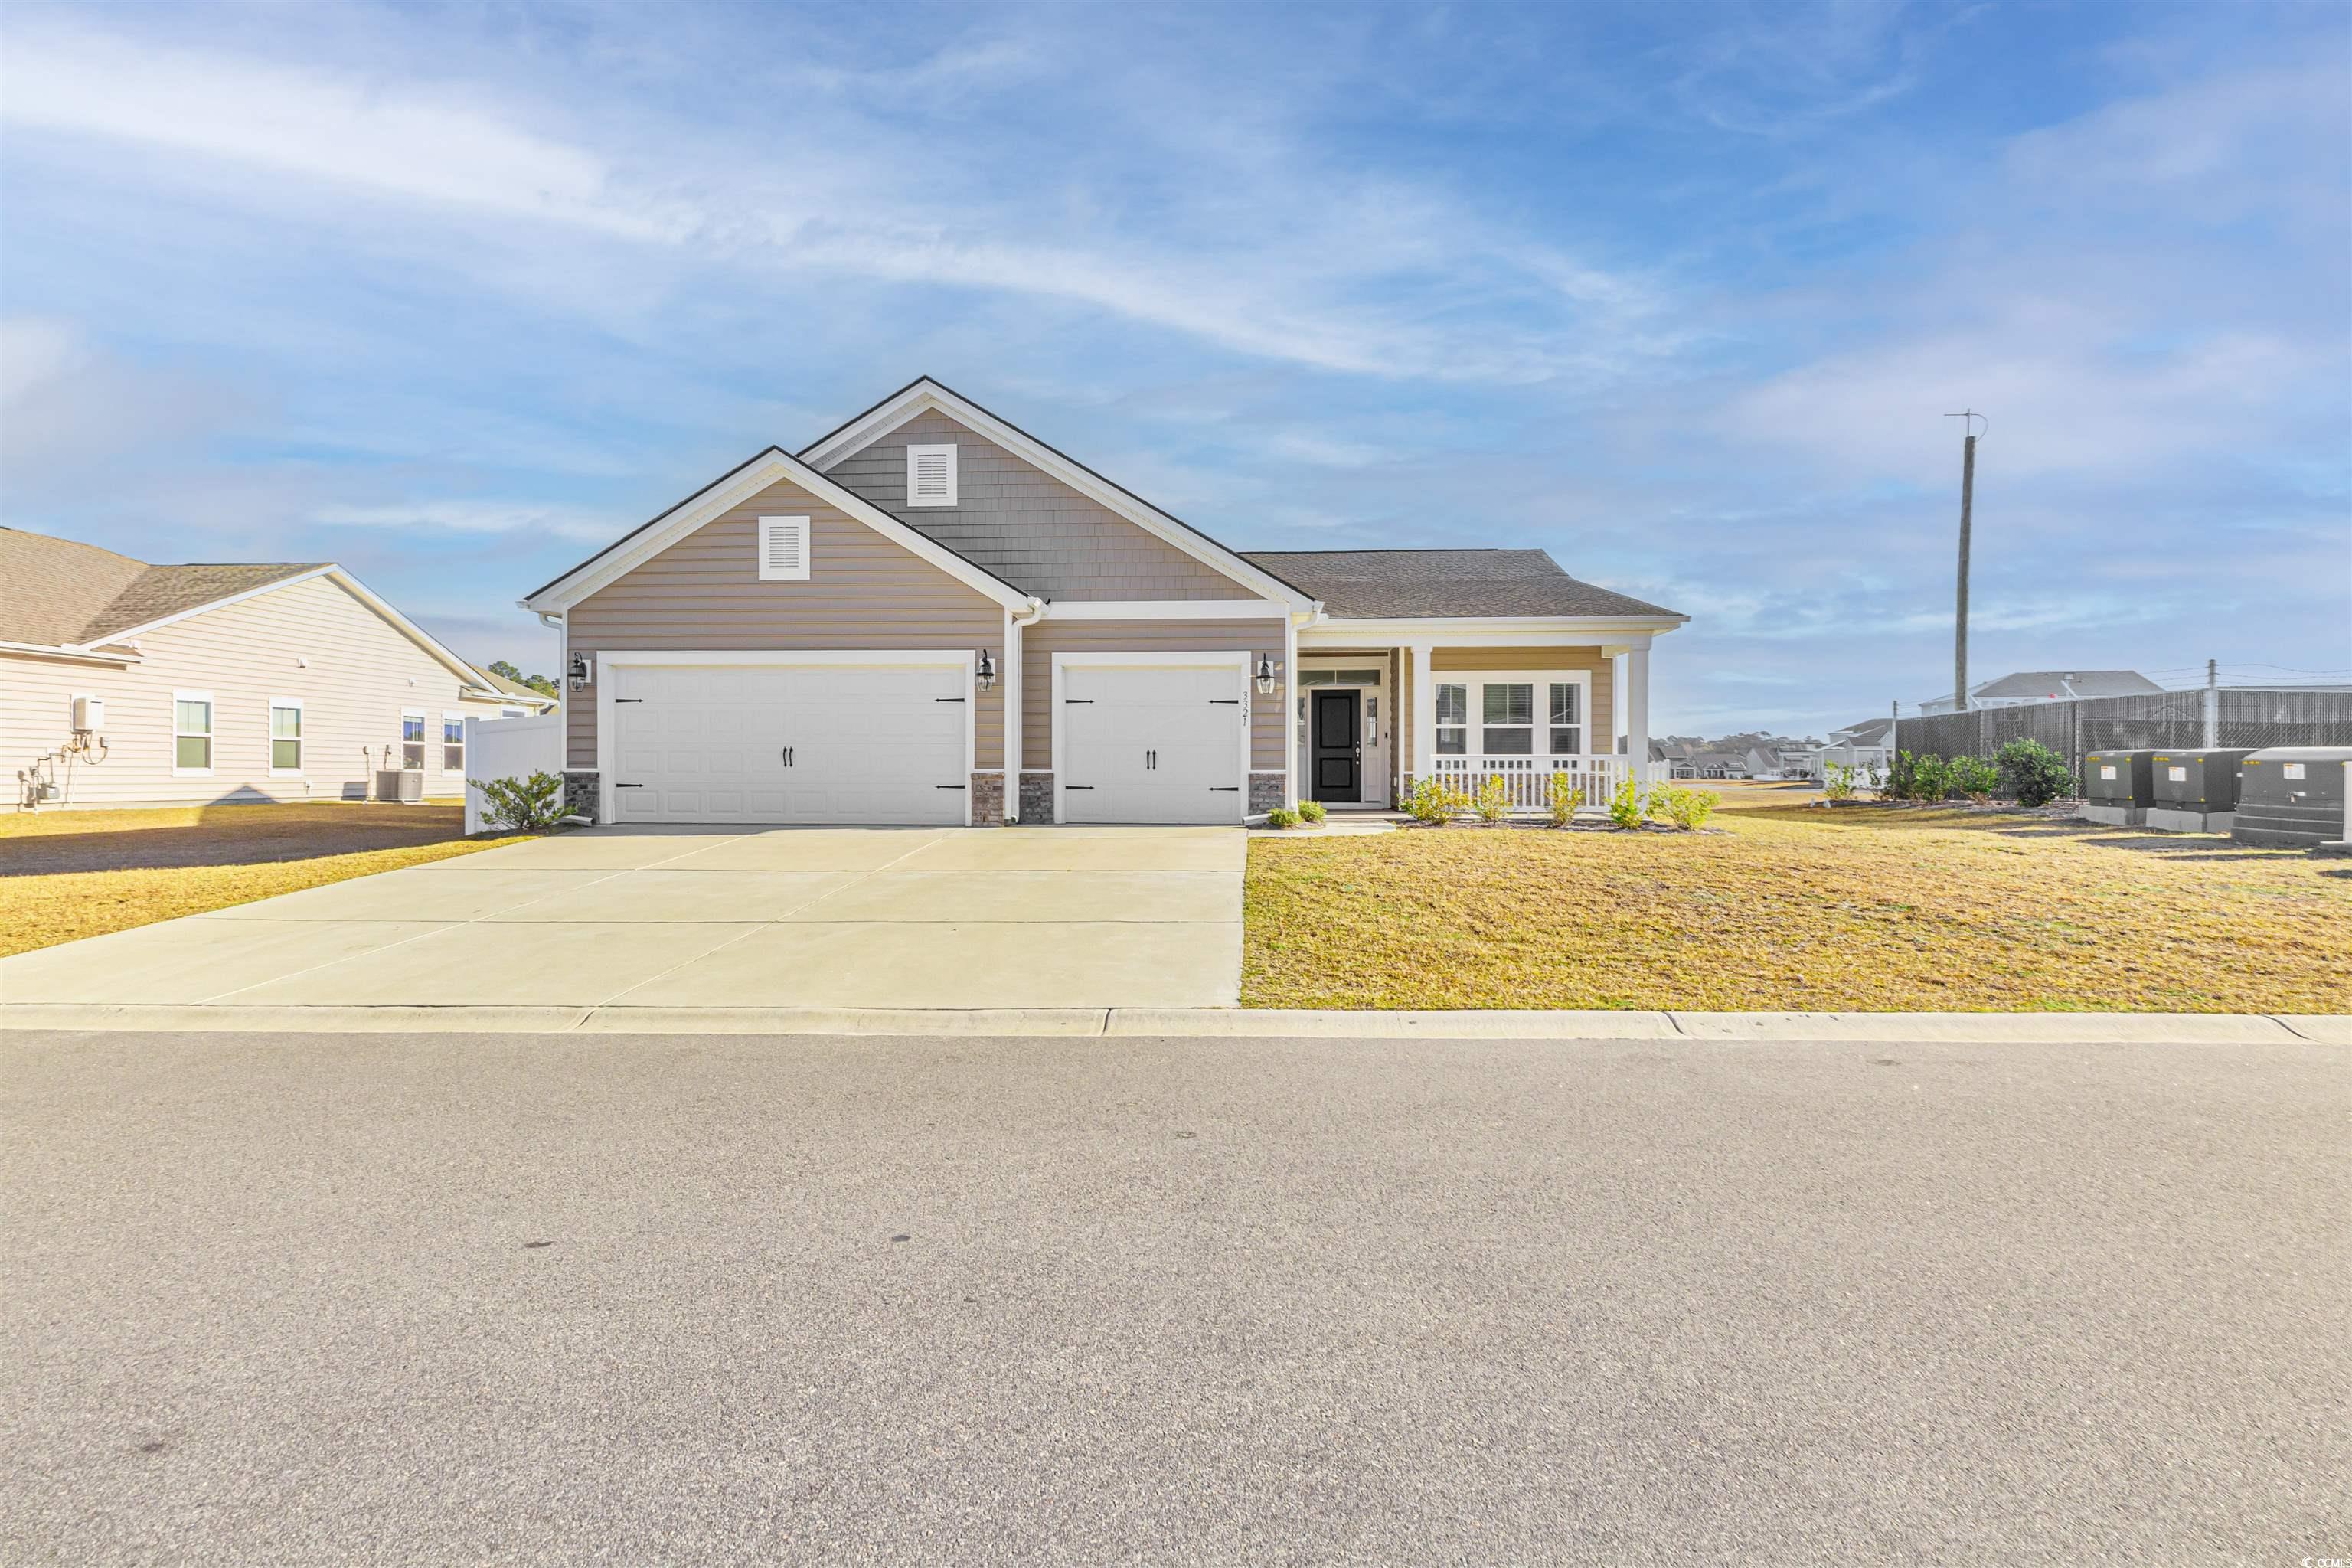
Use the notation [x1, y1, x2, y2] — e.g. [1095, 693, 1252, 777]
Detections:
[3, 2, 2345, 736]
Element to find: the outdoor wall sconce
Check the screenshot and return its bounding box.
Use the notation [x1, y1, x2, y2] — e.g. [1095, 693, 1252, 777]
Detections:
[1255, 656, 1279, 695]
[976, 649, 998, 691]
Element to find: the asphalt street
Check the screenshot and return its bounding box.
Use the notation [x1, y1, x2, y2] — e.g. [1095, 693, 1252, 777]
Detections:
[2, 1027, 2344, 1565]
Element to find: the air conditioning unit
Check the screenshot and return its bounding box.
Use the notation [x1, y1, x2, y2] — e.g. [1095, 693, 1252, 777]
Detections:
[375, 769, 426, 804]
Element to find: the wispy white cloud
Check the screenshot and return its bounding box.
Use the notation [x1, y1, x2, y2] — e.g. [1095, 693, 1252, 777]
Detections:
[315, 501, 617, 544]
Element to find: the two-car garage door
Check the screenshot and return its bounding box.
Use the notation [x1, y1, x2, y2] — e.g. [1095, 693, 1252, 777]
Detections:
[610, 662, 969, 825]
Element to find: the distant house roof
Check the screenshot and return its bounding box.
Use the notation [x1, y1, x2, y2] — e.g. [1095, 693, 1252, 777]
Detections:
[474, 667, 558, 707]
[1830, 717, 1894, 745]
[1922, 669, 2164, 707]
[1236, 548, 1680, 621]
[1, 527, 320, 647]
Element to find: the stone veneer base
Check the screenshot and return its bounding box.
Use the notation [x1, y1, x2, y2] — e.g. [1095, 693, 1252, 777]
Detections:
[1018, 772, 1055, 823]
[969, 771, 1005, 825]
[560, 770, 599, 825]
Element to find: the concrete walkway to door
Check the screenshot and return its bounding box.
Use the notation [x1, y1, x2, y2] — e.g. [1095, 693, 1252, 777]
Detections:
[0, 825, 1244, 1013]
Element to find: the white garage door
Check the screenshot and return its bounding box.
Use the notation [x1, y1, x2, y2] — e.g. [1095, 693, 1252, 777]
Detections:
[610, 662, 969, 825]
[1060, 663, 1246, 825]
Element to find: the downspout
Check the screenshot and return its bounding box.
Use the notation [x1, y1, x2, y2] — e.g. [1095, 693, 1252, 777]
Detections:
[1005, 597, 1044, 822]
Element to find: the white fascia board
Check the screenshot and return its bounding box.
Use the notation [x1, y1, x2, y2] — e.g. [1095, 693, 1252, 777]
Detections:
[802, 381, 1316, 612]
[1298, 615, 1684, 646]
[97, 567, 491, 689]
[1037, 599, 1292, 622]
[522, 447, 1031, 615]
[0, 640, 140, 666]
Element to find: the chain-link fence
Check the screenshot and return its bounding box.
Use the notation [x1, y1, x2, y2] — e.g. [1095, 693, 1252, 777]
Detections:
[1893, 687, 2352, 774]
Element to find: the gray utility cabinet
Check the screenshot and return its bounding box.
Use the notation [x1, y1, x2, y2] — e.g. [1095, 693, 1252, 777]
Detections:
[2145, 746, 2254, 834]
[2079, 749, 2156, 828]
[2232, 747, 2352, 849]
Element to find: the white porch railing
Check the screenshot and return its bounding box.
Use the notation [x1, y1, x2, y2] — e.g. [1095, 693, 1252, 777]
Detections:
[1427, 754, 1659, 813]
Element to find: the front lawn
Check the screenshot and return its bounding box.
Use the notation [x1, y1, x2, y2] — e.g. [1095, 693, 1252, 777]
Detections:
[1243, 795, 2352, 1012]
[0, 803, 531, 956]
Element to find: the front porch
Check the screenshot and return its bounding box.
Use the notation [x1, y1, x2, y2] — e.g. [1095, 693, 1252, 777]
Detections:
[1286, 630, 1664, 814]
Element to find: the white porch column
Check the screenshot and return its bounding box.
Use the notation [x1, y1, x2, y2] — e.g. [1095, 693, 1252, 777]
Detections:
[1282, 612, 1298, 811]
[1001, 606, 1022, 822]
[1625, 642, 1651, 782]
[1408, 642, 1434, 789]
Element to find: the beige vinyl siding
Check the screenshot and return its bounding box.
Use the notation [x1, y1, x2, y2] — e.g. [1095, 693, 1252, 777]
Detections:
[565, 479, 1006, 770]
[1428, 646, 1615, 761]
[825, 410, 1259, 602]
[2, 574, 509, 812]
[1021, 617, 1288, 773]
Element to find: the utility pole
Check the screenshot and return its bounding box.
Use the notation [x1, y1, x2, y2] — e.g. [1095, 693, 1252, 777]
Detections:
[2204, 658, 2220, 748]
[1945, 411, 1985, 713]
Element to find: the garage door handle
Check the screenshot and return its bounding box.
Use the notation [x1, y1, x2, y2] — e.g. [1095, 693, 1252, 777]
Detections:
[781, 747, 795, 767]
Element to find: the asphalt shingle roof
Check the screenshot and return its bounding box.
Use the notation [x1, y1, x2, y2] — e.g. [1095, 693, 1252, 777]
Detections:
[1237, 548, 1678, 620]
[1, 527, 322, 647]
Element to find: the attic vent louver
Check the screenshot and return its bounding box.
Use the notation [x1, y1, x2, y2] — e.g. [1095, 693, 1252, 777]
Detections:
[758, 515, 810, 580]
[906, 443, 957, 507]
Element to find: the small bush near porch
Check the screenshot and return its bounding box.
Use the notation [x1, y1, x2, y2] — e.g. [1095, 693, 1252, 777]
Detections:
[1242, 789, 2351, 1012]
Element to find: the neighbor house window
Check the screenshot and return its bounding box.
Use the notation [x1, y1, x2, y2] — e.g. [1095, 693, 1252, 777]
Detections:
[1435, 684, 1468, 756]
[173, 691, 214, 774]
[443, 715, 465, 773]
[270, 700, 303, 774]
[1481, 683, 1534, 755]
[400, 712, 426, 770]
[1548, 683, 1584, 756]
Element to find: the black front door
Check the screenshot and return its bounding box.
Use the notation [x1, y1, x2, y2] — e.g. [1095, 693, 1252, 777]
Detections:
[1312, 689, 1361, 802]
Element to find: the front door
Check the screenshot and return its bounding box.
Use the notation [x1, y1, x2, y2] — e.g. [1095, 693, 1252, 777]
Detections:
[1312, 688, 1361, 802]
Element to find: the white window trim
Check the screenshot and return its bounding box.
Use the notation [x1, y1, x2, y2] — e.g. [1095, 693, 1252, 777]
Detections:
[400, 709, 427, 772]
[268, 697, 305, 778]
[172, 688, 216, 778]
[905, 443, 958, 508]
[757, 514, 811, 582]
[440, 711, 467, 774]
[1434, 681, 1470, 757]
[1442, 669, 1596, 758]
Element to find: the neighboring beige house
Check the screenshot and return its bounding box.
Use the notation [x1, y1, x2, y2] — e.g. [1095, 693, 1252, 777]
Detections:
[522, 378, 1687, 825]
[2, 527, 549, 812]
[1917, 669, 2161, 714]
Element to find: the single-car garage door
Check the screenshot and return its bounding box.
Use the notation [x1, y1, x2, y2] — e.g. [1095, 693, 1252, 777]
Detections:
[1059, 662, 1246, 825]
[609, 660, 969, 825]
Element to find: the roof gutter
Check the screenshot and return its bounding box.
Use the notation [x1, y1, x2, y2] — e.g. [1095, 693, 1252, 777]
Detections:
[0, 639, 142, 666]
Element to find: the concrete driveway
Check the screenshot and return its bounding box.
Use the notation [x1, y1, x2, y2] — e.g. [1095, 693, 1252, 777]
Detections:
[0, 825, 1245, 1011]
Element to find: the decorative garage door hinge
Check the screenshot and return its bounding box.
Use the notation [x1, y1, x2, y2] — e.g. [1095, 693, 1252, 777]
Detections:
[935, 697, 965, 703]
[1209, 786, 1239, 792]
[616, 782, 644, 789]
[936, 783, 966, 789]
[1208, 699, 1240, 704]
[1066, 785, 1094, 790]
[614, 698, 644, 703]
[1064, 698, 1093, 704]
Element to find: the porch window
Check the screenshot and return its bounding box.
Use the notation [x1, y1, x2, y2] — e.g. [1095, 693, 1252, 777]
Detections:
[1435, 684, 1468, 755]
[1548, 683, 1584, 756]
[1481, 683, 1534, 755]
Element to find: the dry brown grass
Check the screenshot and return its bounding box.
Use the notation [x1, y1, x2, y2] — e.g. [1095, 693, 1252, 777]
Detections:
[1243, 789, 2351, 1013]
[0, 803, 527, 956]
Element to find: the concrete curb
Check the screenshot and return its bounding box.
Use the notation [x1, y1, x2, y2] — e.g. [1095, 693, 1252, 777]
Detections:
[4, 1003, 2342, 1044]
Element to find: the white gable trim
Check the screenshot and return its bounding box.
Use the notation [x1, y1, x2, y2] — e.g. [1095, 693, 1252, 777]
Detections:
[799, 380, 1317, 612]
[521, 446, 1035, 615]
[96, 567, 497, 692]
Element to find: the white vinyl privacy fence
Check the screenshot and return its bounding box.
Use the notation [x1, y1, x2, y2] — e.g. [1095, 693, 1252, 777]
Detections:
[462, 711, 564, 835]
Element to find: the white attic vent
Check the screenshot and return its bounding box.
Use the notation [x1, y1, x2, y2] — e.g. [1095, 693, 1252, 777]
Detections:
[758, 515, 810, 580]
[906, 443, 957, 507]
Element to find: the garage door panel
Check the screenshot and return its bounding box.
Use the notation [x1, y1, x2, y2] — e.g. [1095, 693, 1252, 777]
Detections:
[609, 661, 969, 825]
[1061, 664, 1245, 825]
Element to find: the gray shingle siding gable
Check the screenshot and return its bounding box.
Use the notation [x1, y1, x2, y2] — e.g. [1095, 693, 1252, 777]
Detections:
[821, 410, 1258, 602]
